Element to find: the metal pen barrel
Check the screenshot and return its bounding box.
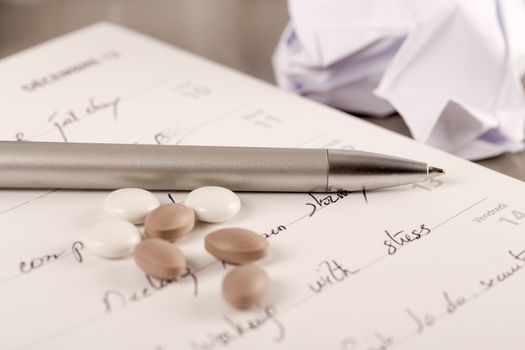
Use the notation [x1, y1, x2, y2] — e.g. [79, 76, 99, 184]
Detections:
[0, 142, 328, 191]
[0, 141, 433, 192]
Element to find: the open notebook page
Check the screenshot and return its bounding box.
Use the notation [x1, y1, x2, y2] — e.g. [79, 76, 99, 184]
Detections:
[0, 23, 524, 350]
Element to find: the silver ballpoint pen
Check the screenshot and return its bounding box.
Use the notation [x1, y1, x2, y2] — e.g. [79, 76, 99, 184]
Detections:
[0, 141, 444, 192]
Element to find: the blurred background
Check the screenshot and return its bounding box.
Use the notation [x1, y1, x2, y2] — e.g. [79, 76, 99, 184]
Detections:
[0, 0, 288, 82]
[1, 0, 524, 180]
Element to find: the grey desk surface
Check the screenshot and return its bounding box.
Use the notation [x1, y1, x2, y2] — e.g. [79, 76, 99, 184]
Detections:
[1, 0, 524, 181]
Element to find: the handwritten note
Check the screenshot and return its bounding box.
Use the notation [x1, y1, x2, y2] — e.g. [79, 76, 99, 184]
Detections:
[0, 23, 524, 350]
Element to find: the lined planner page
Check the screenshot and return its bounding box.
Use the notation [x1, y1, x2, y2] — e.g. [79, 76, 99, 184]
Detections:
[0, 23, 524, 350]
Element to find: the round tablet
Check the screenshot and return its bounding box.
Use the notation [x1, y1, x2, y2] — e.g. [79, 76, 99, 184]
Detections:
[184, 186, 241, 223]
[205, 227, 268, 264]
[144, 203, 195, 241]
[104, 188, 160, 224]
[84, 219, 141, 258]
[134, 239, 187, 280]
[222, 264, 269, 309]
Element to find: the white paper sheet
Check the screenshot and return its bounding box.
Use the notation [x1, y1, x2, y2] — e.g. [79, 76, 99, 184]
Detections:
[273, 0, 525, 160]
[1, 23, 524, 350]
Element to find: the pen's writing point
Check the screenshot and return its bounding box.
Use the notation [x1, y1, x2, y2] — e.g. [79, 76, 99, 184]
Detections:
[428, 166, 445, 177]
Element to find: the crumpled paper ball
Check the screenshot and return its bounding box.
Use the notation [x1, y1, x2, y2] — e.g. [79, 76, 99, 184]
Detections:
[273, 0, 525, 159]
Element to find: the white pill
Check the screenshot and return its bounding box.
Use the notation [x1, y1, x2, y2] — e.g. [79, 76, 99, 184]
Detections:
[84, 219, 141, 258]
[184, 186, 241, 223]
[104, 188, 160, 224]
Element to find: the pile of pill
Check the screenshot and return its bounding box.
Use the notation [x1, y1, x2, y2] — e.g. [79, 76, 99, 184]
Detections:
[84, 186, 269, 310]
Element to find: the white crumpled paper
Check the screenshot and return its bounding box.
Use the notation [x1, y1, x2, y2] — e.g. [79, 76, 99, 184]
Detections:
[273, 0, 525, 159]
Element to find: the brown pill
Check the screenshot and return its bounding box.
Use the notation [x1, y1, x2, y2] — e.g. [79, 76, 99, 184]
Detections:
[205, 227, 268, 264]
[222, 264, 269, 309]
[145, 203, 195, 241]
[134, 239, 187, 280]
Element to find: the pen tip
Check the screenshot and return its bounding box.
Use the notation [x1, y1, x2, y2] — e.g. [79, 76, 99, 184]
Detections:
[428, 166, 445, 177]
